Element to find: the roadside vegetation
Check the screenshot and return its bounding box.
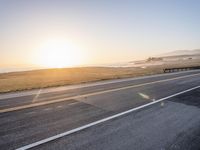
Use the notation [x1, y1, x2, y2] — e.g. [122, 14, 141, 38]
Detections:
[0, 61, 199, 93]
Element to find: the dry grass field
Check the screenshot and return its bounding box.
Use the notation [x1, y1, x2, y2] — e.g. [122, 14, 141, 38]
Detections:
[0, 61, 199, 93]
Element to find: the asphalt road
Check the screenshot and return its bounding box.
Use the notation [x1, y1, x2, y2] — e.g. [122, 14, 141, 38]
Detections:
[36, 89, 200, 150]
[0, 70, 200, 150]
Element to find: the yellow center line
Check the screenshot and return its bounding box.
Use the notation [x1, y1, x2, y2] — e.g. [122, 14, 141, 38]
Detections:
[1, 73, 200, 113]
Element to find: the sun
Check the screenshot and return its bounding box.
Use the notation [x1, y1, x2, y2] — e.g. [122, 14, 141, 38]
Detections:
[37, 39, 83, 68]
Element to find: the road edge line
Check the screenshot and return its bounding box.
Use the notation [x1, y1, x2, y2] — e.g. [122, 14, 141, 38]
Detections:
[1, 69, 199, 100]
[2, 72, 200, 113]
[16, 85, 200, 150]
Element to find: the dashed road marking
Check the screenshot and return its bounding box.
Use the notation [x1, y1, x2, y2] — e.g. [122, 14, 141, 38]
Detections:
[16, 85, 200, 150]
[26, 111, 36, 115]
[43, 108, 52, 111]
[1, 72, 200, 113]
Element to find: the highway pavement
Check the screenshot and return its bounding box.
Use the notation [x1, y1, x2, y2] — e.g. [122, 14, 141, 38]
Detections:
[36, 88, 200, 150]
[0, 70, 200, 150]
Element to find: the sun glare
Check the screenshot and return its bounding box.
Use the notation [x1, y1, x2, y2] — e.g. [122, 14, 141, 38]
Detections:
[37, 39, 84, 68]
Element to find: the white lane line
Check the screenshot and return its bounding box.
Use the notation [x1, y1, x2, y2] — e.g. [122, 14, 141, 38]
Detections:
[68, 102, 79, 106]
[56, 105, 63, 108]
[43, 108, 52, 111]
[32, 89, 42, 102]
[16, 85, 200, 150]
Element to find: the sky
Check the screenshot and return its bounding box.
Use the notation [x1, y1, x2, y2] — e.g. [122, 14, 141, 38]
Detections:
[1, 0, 200, 69]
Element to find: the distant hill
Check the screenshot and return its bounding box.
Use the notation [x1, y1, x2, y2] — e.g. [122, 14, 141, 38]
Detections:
[158, 49, 200, 57]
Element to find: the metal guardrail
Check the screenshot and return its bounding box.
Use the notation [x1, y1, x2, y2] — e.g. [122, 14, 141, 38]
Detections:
[163, 66, 200, 73]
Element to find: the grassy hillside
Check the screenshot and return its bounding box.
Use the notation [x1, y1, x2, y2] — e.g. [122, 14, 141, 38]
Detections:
[0, 61, 199, 93]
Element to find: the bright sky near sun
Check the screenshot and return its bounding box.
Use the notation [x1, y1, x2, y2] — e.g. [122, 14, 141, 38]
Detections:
[1, 0, 200, 69]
